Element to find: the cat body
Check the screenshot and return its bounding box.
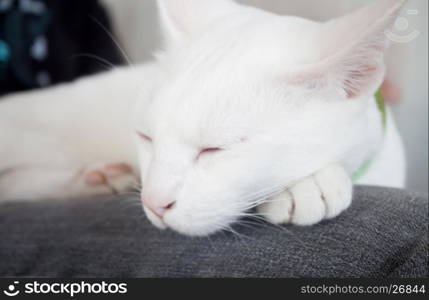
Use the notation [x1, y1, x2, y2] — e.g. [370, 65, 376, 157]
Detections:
[0, 0, 406, 236]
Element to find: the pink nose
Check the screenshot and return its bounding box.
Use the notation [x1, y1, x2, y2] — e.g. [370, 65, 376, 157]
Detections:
[142, 197, 176, 219]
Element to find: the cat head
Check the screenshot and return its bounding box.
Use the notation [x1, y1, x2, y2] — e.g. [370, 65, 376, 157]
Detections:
[134, 0, 405, 236]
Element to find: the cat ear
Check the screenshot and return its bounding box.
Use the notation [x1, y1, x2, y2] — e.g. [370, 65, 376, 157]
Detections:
[289, 0, 406, 99]
[157, 0, 239, 46]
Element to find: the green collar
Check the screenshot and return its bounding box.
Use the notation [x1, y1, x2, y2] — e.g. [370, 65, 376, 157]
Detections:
[375, 89, 387, 129]
[351, 89, 386, 182]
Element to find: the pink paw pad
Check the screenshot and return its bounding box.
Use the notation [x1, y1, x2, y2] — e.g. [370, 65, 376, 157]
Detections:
[85, 163, 133, 186]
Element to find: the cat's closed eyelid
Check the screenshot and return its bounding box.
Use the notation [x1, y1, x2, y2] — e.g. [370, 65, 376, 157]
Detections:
[194, 137, 248, 161]
[200, 147, 224, 154]
[199, 136, 248, 152]
[196, 147, 224, 161]
[137, 131, 152, 142]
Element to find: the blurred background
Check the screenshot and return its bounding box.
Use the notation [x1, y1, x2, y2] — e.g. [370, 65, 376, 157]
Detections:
[1, 0, 427, 192]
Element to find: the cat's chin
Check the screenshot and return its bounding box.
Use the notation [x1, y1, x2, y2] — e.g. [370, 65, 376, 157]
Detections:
[163, 218, 224, 237]
[143, 206, 168, 230]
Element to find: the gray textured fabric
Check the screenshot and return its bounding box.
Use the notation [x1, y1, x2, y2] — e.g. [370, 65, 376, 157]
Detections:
[0, 186, 427, 278]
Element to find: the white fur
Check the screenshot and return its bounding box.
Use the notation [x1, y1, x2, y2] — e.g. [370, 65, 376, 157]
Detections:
[0, 0, 406, 236]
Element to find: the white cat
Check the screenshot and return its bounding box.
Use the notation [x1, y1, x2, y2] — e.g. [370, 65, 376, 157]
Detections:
[0, 0, 406, 236]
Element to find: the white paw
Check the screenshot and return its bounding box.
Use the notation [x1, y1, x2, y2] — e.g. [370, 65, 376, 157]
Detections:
[258, 164, 352, 226]
[82, 163, 137, 194]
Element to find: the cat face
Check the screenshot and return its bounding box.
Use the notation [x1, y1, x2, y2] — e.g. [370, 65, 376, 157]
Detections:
[133, 0, 404, 236]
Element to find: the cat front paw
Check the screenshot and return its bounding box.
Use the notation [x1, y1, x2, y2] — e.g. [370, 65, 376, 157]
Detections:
[257, 164, 352, 226]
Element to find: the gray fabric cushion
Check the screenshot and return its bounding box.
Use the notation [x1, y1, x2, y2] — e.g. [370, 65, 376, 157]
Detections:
[0, 186, 427, 278]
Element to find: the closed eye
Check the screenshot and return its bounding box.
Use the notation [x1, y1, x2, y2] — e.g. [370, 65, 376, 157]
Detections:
[137, 132, 152, 142]
[196, 147, 224, 160]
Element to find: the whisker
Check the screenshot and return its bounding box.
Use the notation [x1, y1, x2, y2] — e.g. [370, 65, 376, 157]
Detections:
[89, 14, 134, 67]
[238, 183, 287, 203]
[223, 225, 252, 242]
[239, 189, 283, 210]
[71, 53, 117, 70]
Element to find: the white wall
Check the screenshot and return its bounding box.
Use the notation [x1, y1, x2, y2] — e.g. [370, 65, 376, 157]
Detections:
[102, 0, 428, 192]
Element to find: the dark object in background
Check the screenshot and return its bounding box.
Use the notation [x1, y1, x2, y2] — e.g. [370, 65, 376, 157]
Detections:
[0, 0, 124, 97]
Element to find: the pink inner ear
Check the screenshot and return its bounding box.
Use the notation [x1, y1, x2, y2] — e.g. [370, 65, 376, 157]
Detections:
[283, 63, 382, 100]
[285, 0, 405, 100]
[344, 64, 379, 99]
